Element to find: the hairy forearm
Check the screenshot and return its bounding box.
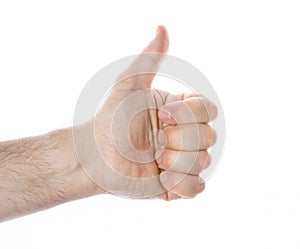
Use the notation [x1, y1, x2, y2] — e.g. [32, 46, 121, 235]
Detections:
[0, 128, 100, 222]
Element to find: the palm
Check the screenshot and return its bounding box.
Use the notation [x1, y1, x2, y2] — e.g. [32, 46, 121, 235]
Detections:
[94, 87, 169, 198]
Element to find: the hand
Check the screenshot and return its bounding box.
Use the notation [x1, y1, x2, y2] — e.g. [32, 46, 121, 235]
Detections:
[0, 26, 217, 221]
[76, 26, 217, 200]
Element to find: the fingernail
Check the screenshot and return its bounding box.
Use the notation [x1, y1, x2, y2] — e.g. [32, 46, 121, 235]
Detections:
[154, 149, 163, 164]
[157, 130, 166, 146]
[158, 109, 171, 121]
[151, 27, 161, 45]
[156, 155, 162, 164]
[160, 172, 168, 185]
[145, 27, 160, 51]
[156, 28, 160, 37]
[156, 26, 160, 34]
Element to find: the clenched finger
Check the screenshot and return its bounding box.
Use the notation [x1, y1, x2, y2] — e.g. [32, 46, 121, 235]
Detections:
[156, 149, 211, 175]
[158, 124, 217, 151]
[158, 96, 217, 124]
[160, 171, 205, 199]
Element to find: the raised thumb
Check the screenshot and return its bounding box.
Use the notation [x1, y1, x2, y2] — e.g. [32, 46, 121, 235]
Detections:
[117, 25, 169, 89]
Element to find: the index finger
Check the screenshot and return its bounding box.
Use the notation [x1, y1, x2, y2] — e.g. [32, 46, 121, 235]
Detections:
[158, 96, 218, 124]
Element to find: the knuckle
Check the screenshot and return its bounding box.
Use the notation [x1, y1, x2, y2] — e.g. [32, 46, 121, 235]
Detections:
[200, 97, 218, 121]
[210, 128, 217, 146]
[145, 52, 164, 64]
[201, 152, 211, 169]
[210, 102, 218, 120]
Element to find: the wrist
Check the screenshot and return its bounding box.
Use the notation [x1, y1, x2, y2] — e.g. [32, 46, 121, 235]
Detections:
[46, 127, 106, 202]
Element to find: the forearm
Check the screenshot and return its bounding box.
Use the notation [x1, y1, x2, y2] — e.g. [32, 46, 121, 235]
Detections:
[0, 128, 101, 222]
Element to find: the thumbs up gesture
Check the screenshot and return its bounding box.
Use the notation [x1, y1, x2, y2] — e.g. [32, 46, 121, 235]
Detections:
[78, 26, 217, 200]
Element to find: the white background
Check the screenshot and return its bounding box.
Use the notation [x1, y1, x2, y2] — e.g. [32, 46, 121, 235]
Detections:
[0, 0, 299, 248]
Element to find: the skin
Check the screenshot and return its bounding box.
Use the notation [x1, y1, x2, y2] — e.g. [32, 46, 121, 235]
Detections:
[0, 26, 217, 222]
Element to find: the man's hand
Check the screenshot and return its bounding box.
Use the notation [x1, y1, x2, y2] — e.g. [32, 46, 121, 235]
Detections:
[0, 26, 217, 222]
[76, 26, 217, 200]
